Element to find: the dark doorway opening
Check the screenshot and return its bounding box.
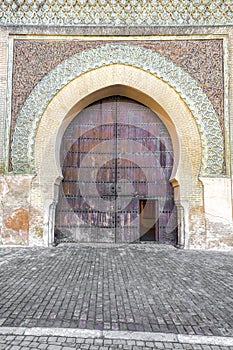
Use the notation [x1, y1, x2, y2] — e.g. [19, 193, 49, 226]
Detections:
[139, 199, 159, 242]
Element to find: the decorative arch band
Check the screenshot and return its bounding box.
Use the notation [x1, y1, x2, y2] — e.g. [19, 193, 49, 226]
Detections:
[11, 44, 224, 175]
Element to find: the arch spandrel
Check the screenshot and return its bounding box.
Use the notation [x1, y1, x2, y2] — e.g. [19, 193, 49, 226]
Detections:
[11, 44, 223, 176]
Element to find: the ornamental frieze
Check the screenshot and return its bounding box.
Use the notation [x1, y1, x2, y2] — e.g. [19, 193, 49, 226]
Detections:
[11, 39, 224, 136]
[0, 0, 233, 26]
[11, 44, 224, 176]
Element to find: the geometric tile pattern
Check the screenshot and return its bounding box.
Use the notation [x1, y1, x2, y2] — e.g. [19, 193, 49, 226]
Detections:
[11, 39, 224, 136]
[1, 0, 233, 26]
[11, 44, 224, 175]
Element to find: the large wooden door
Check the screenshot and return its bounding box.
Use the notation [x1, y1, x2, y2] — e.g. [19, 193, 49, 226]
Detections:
[55, 96, 177, 244]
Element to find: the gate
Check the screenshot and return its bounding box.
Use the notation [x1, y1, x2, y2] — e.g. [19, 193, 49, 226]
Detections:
[55, 96, 177, 244]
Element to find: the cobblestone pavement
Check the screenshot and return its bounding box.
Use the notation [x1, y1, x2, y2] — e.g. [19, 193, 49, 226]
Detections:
[0, 243, 232, 349]
[1, 333, 233, 350]
[0, 244, 233, 335]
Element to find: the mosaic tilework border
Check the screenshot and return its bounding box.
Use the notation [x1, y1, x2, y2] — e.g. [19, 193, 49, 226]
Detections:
[0, 0, 233, 26]
[11, 44, 224, 176]
[11, 39, 224, 137]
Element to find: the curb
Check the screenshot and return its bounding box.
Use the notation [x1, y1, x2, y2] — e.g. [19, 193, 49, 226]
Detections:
[0, 327, 233, 346]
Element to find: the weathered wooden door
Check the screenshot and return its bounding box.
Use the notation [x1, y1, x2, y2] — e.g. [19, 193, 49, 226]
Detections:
[55, 96, 177, 244]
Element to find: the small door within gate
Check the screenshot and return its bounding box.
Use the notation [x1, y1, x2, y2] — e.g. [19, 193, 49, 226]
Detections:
[55, 96, 177, 244]
[140, 199, 159, 241]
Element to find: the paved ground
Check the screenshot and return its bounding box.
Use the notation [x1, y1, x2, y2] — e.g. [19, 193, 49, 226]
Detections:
[1, 332, 233, 350]
[0, 243, 232, 349]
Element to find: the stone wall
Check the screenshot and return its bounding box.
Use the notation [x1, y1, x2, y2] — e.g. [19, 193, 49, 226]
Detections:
[0, 175, 33, 245]
[188, 178, 233, 250]
[0, 28, 8, 173]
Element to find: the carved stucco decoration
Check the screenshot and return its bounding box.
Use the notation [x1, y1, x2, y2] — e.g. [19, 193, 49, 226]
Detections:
[0, 0, 233, 26]
[11, 44, 224, 175]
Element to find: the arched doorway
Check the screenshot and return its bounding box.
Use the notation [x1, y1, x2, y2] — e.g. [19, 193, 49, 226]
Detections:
[55, 96, 177, 244]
